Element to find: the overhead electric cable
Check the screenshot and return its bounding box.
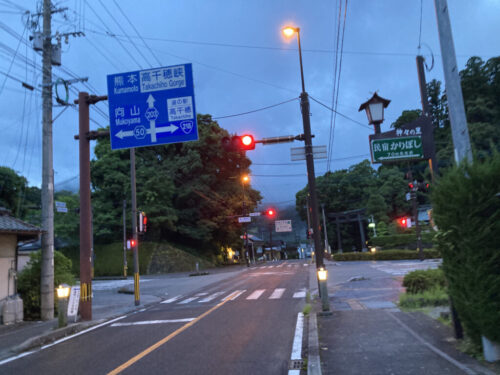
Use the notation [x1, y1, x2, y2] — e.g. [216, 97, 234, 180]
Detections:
[212, 97, 298, 120]
[308, 96, 371, 130]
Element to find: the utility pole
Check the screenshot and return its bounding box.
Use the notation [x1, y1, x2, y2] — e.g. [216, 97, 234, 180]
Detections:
[40, 0, 54, 321]
[433, 0, 472, 163]
[321, 204, 329, 254]
[130, 149, 140, 306]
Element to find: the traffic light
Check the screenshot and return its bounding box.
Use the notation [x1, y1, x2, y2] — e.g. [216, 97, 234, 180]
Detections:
[221, 134, 256, 152]
[397, 217, 411, 228]
[408, 182, 415, 190]
[263, 208, 276, 218]
[139, 211, 147, 233]
[127, 238, 138, 250]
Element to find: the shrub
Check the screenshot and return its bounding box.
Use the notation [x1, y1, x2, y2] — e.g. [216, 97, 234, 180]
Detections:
[370, 232, 435, 249]
[332, 249, 440, 261]
[17, 250, 75, 320]
[432, 152, 500, 345]
[402, 268, 446, 294]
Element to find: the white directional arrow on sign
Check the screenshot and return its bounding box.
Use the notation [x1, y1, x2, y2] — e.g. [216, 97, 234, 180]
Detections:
[115, 125, 178, 140]
[146, 94, 158, 142]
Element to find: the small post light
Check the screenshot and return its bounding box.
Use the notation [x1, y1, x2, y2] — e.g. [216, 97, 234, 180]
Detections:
[317, 267, 328, 281]
[358, 93, 391, 134]
[370, 247, 377, 253]
[56, 284, 71, 327]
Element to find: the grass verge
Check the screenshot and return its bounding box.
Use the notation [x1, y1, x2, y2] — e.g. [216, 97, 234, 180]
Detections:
[398, 287, 449, 309]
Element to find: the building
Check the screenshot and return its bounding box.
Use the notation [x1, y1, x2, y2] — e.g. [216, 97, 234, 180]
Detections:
[0, 207, 41, 324]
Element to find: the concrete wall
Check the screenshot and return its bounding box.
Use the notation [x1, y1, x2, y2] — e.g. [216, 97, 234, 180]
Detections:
[0, 234, 17, 301]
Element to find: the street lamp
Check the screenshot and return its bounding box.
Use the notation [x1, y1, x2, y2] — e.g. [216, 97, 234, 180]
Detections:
[282, 25, 329, 312]
[56, 284, 71, 327]
[358, 93, 391, 134]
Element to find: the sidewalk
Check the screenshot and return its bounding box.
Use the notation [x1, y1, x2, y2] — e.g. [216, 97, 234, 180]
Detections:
[0, 265, 248, 362]
[308, 259, 498, 375]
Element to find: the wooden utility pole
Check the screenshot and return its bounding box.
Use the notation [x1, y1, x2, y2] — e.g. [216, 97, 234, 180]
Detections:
[433, 0, 472, 163]
[40, 0, 54, 320]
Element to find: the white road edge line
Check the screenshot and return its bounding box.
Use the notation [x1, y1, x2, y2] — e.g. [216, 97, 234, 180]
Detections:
[291, 312, 304, 360]
[0, 315, 127, 366]
[111, 319, 194, 327]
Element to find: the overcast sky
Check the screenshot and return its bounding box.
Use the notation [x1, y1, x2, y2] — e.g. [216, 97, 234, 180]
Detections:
[1, 0, 499, 207]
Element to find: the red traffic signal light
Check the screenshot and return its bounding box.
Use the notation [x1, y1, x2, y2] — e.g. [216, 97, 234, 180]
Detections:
[221, 134, 256, 152]
[127, 239, 138, 249]
[400, 218, 407, 226]
[408, 182, 414, 189]
[262, 208, 276, 218]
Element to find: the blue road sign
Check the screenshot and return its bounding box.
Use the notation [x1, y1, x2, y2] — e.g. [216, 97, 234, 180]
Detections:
[107, 64, 198, 150]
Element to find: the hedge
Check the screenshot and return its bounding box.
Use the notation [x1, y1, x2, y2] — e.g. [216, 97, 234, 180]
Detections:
[432, 152, 500, 346]
[402, 268, 446, 294]
[332, 249, 440, 261]
[370, 232, 435, 249]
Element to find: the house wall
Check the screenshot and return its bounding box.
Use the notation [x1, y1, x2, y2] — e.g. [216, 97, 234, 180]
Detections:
[0, 234, 17, 301]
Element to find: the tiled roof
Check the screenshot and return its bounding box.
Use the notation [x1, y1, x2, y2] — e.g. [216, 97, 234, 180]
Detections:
[0, 207, 41, 234]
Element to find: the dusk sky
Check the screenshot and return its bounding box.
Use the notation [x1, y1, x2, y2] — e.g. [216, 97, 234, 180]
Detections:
[1, 0, 499, 207]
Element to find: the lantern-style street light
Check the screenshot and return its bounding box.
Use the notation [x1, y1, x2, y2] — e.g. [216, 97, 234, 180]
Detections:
[358, 93, 391, 134]
[56, 284, 71, 327]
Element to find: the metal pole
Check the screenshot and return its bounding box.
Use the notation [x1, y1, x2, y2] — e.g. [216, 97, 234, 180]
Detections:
[433, 0, 472, 163]
[336, 216, 342, 253]
[358, 214, 368, 252]
[407, 169, 423, 261]
[130, 149, 140, 305]
[296, 29, 329, 311]
[123, 200, 127, 277]
[40, 0, 54, 321]
[321, 204, 329, 254]
[79, 92, 92, 320]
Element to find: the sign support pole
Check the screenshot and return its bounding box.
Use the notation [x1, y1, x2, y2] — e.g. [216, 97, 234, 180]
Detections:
[130, 149, 140, 306]
[123, 200, 127, 277]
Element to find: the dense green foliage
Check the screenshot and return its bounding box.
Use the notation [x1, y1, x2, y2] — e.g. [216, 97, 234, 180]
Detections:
[0, 166, 40, 224]
[332, 249, 440, 261]
[91, 114, 261, 254]
[432, 152, 500, 345]
[402, 268, 446, 294]
[17, 251, 75, 320]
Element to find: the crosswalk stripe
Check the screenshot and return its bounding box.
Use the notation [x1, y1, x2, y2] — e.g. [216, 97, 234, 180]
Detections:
[198, 292, 225, 303]
[225, 290, 246, 301]
[178, 297, 199, 304]
[161, 295, 183, 304]
[269, 288, 285, 299]
[268, 265, 275, 269]
[293, 290, 306, 299]
[287, 265, 292, 268]
[246, 289, 265, 300]
[303, 264, 309, 266]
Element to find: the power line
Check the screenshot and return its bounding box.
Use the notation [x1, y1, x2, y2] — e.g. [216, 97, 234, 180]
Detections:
[251, 154, 369, 166]
[212, 97, 298, 120]
[112, 0, 162, 67]
[0, 20, 27, 97]
[308, 95, 371, 130]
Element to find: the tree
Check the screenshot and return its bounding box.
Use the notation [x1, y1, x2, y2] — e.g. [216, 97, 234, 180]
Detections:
[0, 166, 40, 222]
[90, 114, 261, 254]
[54, 190, 80, 245]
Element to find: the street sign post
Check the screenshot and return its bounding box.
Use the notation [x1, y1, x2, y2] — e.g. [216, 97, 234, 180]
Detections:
[371, 136, 423, 162]
[107, 64, 198, 150]
[291, 145, 327, 161]
[238, 216, 251, 223]
[275, 219, 292, 232]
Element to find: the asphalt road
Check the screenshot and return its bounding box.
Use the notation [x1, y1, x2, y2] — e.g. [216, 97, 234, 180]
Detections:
[2, 260, 309, 375]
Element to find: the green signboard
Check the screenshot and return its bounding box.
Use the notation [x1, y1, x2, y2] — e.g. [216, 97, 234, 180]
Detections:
[370, 136, 423, 163]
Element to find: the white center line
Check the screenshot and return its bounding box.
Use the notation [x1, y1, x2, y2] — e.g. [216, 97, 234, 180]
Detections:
[269, 288, 286, 299]
[246, 289, 265, 300]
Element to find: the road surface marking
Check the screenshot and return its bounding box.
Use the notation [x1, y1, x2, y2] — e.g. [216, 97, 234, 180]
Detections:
[107, 291, 240, 375]
[303, 264, 309, 266]
[387, 312, 476, 375]
[268, 265, 275, 268]
[287, 264, 292, 268]
[178, 297, 199, 304]
[293, 290, 306, 299]
[111, 319, 194, 327]
[291, 312, 304, 360]
[224, 290, 246, 301]
[346, 299, 366, 310]
[269, 288, 286, 299]
[246, 289, 265, 300]
[198, 292, 225, 302]
[161, 295, 183, 304]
